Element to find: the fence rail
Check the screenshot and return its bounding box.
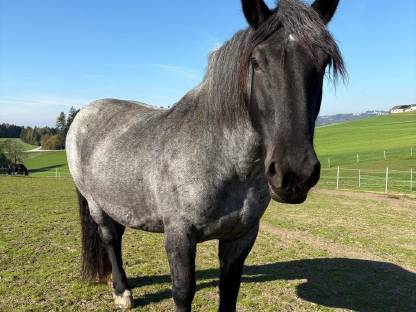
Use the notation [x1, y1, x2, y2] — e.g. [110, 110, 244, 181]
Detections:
[320, 167, 415, 194]
[2, 164, 415, 196]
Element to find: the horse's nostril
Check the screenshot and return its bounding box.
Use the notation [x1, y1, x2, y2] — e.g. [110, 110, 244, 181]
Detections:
[281, 172, 297, 191]
[267, 162, 277, 177]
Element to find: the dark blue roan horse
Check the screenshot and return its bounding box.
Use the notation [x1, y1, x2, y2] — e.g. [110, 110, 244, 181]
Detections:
[66, 0, 345, 310]
[8, 164, 29, 176]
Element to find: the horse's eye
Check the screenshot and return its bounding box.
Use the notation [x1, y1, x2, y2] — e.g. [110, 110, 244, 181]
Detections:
[250, 57, 260, 71]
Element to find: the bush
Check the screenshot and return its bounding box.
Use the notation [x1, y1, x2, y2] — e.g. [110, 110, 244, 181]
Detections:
[42, 135, 61, 150]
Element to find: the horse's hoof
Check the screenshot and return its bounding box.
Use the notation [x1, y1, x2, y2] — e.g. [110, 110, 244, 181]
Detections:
[113, 289, 133, 310]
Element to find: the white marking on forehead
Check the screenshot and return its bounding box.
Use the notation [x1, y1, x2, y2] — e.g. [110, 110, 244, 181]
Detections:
[288, 34, 297, 42]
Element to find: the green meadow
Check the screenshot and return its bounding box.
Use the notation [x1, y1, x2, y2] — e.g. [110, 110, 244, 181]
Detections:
[314, 112, 416, 194]
[0, 138, 38, 152]
[0, 113, 415, 310]
[24, 151, 69, 177]
[0, 177, 415, 311]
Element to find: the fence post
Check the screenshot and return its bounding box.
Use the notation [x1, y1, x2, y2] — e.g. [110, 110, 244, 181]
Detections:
[385, 168, 389, 194]
[55, 168, 58, 178]
[411, 168, 413, 193]
[356, 154, 359, 163]
[358, 169, 361, 188]
[336, 166, 340, 190]
[384, 150, 387, 161]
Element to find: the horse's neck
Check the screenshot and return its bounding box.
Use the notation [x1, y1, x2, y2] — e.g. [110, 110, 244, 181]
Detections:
[174, 83, 259, 158]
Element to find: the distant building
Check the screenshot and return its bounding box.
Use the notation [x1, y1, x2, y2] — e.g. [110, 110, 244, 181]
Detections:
[390, 104, 416, 114]
[365, 110, 389, 116]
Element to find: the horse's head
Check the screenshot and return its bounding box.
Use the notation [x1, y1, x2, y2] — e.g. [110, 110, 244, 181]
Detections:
[241, 0, 344, 204]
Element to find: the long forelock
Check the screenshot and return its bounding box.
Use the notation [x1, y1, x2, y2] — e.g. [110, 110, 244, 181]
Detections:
[276, 0, 346, 81]
[201, 0, 345, 120]
[240, 0, 346, 93]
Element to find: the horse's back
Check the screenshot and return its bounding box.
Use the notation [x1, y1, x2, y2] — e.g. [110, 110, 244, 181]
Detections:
[66, 98, 164, 190]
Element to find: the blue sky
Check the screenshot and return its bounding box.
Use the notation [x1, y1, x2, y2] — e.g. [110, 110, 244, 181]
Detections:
[0, 0, 415, 126]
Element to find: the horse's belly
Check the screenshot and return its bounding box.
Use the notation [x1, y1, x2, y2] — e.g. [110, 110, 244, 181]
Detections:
[98, 198, 164, 233]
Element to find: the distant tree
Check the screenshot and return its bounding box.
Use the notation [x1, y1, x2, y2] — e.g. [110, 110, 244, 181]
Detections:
[0, 143, 9, 169]
[66, 106, 80, 130]
[20, 127, 33, 145]
[32, 127, 41, 145]
[40, 134, 51, 147]
[54, 112, 67, 149]
[2, 139, 26, 165]
[56, 112, 66, 133]
[42, 135, 61, 150]
[52, 107, 80, 150]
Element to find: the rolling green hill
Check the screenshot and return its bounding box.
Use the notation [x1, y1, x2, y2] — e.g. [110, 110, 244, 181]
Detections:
[315, 112, 416, 194]
[315, 112, 416, 155]
[0, 138, 38, 152]
[24, 151, 68, 177]
[315, 112, 415, 169]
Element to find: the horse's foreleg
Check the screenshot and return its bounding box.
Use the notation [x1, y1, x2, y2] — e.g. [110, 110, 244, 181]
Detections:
[218, 224, 259, 312]
[164, 227, 197, 312]
[98, 218, 132, 309]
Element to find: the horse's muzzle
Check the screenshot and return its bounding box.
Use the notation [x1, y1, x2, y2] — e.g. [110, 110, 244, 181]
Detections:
[266, 158, 321, 205]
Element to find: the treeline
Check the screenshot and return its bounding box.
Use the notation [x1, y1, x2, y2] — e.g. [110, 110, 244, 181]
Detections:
[31, 107, 80, 150]
[20, 127, 57, 147]
[0, 124, 24, 138]
[0, 107, 79, 150]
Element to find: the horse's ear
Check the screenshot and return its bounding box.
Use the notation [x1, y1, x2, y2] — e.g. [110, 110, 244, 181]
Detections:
[241, 0, 272, 30]
[311, 0, 340, 24]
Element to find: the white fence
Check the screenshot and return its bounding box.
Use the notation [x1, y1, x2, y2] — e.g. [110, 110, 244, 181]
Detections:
[320, 167, 415, 194]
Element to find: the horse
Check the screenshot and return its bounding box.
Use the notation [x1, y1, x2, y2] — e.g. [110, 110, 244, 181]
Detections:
[8, 163, 29, 176]
[66, 0, 345, 310]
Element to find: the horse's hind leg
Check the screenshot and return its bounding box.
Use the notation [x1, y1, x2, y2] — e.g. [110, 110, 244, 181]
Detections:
[218, 224, 259, 312]
[78, 192, 132, 309]
[97, 214, 133, 309]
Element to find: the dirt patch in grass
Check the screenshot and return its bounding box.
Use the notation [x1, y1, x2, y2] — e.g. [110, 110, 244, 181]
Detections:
[261, 222, 385, 262]
[313, 188, 416, 210]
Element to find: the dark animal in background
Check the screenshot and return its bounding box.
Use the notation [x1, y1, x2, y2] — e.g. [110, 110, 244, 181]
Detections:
[66, 0, 345, 310]
[8, 164, 29, 176]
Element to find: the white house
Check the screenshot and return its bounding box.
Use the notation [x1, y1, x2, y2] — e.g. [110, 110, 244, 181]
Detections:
[390, 104, 416, 114]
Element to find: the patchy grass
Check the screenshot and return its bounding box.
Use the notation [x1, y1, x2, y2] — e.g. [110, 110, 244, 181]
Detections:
[1, 177, 415, 311]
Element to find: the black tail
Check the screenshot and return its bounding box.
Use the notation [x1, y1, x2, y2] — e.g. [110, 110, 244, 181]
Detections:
[77, 189, 111, 282]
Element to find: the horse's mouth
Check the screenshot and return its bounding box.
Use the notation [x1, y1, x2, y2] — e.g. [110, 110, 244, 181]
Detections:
[268, 185, 308, 205]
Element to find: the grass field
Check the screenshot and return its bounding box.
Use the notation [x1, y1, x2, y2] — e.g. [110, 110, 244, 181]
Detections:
[24, 151, 69, 177]
[315, 112, 416, 159]
[1, 177, 415, 311]
[314, 112, 416, 194]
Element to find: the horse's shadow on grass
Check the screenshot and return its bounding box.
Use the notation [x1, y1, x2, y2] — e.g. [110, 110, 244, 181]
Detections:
[29, 164, 66, 173]
[129, 258, 416, 311]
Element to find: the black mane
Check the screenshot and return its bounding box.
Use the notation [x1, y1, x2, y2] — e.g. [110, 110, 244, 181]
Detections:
[200, 0, 345, 120]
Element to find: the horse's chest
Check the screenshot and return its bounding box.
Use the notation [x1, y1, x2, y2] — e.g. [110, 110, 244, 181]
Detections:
[197, 174, 270, 241]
